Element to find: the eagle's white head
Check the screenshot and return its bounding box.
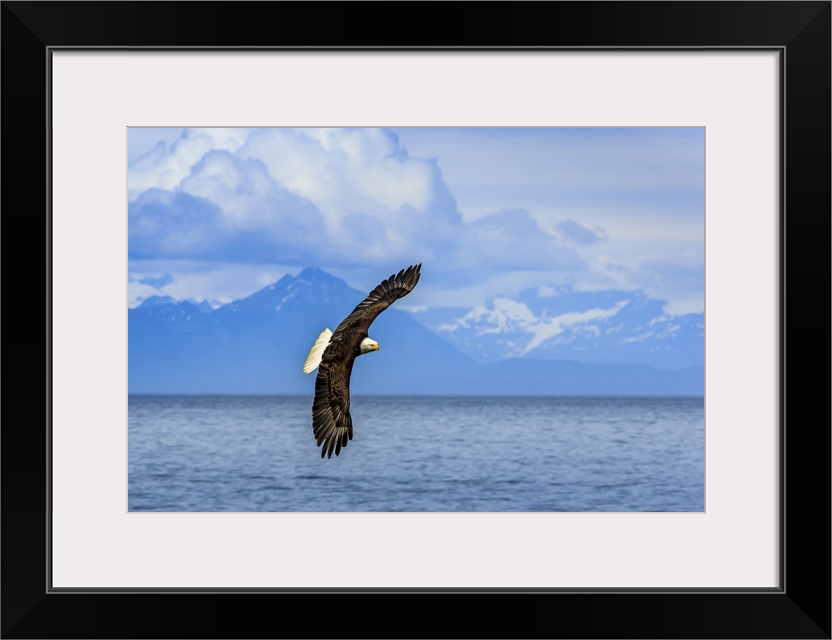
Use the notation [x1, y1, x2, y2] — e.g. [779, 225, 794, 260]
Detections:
[359, 337, 379, 354]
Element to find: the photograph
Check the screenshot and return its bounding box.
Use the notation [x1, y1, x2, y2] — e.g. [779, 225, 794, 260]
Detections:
[128, 126, 705, 513]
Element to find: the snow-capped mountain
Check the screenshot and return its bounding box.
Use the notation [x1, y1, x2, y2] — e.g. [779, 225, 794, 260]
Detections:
[129, 268, 476, 395]
[410, 288, 703, 370]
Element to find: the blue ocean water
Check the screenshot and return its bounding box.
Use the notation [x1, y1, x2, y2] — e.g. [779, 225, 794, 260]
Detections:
[128, 395, 704, 512]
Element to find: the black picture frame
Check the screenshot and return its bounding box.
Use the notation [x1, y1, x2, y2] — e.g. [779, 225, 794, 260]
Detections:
[2, 2, 829, 638]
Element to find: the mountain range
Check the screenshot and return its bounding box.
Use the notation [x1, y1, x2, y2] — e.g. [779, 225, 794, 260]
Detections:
[410, 288, 703, 370]
[128, 268, 704, 396]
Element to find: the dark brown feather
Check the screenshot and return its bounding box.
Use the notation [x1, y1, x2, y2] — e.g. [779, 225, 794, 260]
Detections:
[310, 264, 421, 457]
[330, 264, 421, 340]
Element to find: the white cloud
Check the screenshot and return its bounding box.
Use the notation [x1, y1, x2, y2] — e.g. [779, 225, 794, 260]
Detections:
[128, 128, 251, 200]
[452, 209, 584, 272]
[657, 324, 681, 338]
[238, 128, 460, 230]
[554, 219, 607, 245]
[538, 285, 556, 298]
[130, 128, 467, 272]
[623, 331, 655, 344]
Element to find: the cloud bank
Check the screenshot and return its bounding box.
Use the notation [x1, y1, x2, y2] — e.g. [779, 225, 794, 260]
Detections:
[128, 127, 703, 313]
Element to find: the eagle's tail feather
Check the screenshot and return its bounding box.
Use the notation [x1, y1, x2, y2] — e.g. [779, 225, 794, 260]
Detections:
[303, 328, 332, 374]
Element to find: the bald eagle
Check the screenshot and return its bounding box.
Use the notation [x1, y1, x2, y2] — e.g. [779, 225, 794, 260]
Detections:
[303, 264, 422, 458]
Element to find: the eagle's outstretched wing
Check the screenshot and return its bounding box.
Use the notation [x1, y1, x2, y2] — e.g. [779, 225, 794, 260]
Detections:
[310, 264, 421, 458]
[330, 264, 421, 340]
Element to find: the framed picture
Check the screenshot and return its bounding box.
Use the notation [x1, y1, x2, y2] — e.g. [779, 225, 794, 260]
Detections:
[125, 125, 706, 510]
[3, 2, 829, 638]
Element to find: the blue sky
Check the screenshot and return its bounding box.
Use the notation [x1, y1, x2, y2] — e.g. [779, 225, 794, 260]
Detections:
[128, 127, 704, 314]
